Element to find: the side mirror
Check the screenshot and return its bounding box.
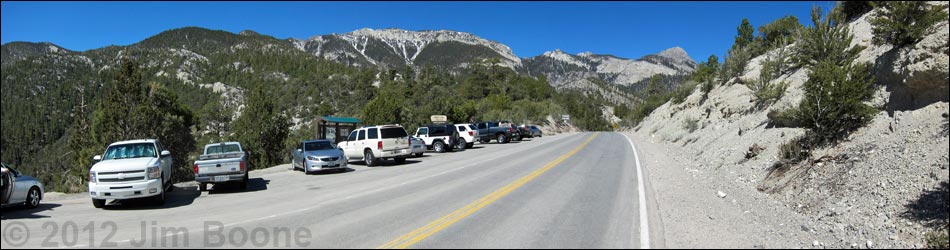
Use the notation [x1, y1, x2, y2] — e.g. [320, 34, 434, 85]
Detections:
[93, 155, 102, 161]
[161, 150, 171, 157]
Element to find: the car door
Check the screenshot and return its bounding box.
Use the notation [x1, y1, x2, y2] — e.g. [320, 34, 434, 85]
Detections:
[156, 141, 172, 182]
[416, 127, 429, 145]
[341, 131, 358, 158]
[9, 168, 26, 204]
[292, 143, 303, 168]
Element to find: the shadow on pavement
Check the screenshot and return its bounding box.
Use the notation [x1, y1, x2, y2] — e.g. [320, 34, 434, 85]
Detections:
[99, 185, 200, 210]
[0, 203, 61, 220]
[349, 160, 422, 167]
[206, 178, 270, 194]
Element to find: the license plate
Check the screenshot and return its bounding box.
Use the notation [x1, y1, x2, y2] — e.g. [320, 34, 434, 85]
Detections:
[214, 176, 229, 182]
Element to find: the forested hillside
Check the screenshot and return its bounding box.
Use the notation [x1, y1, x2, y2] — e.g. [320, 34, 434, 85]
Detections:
[1, 27, 613, 192]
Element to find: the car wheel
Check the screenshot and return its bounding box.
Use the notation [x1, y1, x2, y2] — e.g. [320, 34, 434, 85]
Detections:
[456, 140, 466, 151]
[26, 187, 41, 209]
[364, 150, 377, 167]
[497, 134, 508, 144]
[154, 177, 166, 206]
[394, 157, 406, 164]
[433, 141, 446, 153]
[92, 198, 106, 208]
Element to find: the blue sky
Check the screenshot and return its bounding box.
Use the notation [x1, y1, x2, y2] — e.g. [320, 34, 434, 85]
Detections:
[1, 1, 835, 62]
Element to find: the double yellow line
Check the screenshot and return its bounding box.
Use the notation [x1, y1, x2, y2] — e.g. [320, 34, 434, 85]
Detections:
[378, 133, 600, 249]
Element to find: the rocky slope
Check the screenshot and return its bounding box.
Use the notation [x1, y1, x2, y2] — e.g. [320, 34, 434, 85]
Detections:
[628, 4, 949, 249]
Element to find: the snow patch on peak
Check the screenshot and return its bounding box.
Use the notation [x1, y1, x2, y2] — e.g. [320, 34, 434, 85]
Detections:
[342, 28, 522, 66]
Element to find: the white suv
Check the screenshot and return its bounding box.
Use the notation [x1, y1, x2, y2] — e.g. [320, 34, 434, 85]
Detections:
[455, 123, 478, 149]
[338, 125, 412, 166]
[88, 139, 173, 208]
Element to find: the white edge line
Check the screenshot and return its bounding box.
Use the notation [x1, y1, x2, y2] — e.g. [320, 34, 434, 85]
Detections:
[622, 133, 650, 249]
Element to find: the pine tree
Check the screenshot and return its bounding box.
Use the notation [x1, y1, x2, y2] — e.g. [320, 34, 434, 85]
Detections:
[232, 85, 290, 169]
[91, 58, 149, 144]
[870, 1, 949, 47]
[795, 5, 877, 144]
[735, 18, 756, 49]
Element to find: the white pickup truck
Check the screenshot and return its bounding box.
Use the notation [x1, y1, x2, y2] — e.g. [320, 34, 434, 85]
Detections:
[88, 139, 173, 208]
[193, 142, 250, 192]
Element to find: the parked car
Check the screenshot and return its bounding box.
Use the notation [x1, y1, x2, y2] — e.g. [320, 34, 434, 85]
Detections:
[293, 140, 348, 174]
[194, 142, 249, 192]
[526, 125, 543, 138]
[88, 139, 173, 208]
[409, 136, 426, 157]
[414, 124, 465, 153]
[455, 123, 479, 149]
[338, 125, 412, 167]
[498, 120, 524, 141]
[475, 121, 516, 144]
[1, 163, 44, 209]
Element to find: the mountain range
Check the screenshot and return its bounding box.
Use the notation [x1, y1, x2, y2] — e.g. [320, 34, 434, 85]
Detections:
[3, 27, 697, 107]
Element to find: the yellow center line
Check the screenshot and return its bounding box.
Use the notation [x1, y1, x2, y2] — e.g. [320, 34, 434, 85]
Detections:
[378, 133, 600, 249]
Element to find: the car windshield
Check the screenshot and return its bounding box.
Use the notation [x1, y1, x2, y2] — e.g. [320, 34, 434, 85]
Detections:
[206, 144, 241, 154]
[304, 141, 334, 151]
[103, 143, 156, 160]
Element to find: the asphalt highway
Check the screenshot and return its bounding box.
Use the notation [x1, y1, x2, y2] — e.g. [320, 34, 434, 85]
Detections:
[1, 132, 657, 249]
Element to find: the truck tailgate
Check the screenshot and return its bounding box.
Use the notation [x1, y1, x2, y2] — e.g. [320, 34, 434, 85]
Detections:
[195, 158, 244, 176]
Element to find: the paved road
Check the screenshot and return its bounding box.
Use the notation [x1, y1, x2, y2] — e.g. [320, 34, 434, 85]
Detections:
[1, 132, 655, 249]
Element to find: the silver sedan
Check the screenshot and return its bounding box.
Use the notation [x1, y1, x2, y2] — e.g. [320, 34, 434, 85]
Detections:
[410, 136, 426, 157]
[292, 140, 348, 174]
[1, 163, 45, 209]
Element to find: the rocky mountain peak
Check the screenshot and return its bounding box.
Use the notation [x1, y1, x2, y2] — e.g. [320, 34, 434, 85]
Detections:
[656, 46, 692, 63]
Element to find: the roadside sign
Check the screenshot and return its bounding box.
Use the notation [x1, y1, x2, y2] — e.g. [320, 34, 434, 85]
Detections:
[561, 114, 570, 121]
[431, 115, 448, 124]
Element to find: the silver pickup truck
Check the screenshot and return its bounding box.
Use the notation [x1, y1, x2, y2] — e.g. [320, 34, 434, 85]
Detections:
[194, 142, 249, 192]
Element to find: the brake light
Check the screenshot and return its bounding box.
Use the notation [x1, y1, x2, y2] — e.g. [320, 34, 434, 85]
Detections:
[468, 131, 473, 137]
[378, 141, 383, 150]
[240, 161, 246, 172]
[193, 164, 199, 174]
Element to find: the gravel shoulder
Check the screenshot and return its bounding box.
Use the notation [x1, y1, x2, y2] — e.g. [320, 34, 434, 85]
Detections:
[626, 131, 838, 249]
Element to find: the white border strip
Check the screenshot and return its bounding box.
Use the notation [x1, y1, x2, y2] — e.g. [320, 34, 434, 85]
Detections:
[622, 133, 650, 249]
